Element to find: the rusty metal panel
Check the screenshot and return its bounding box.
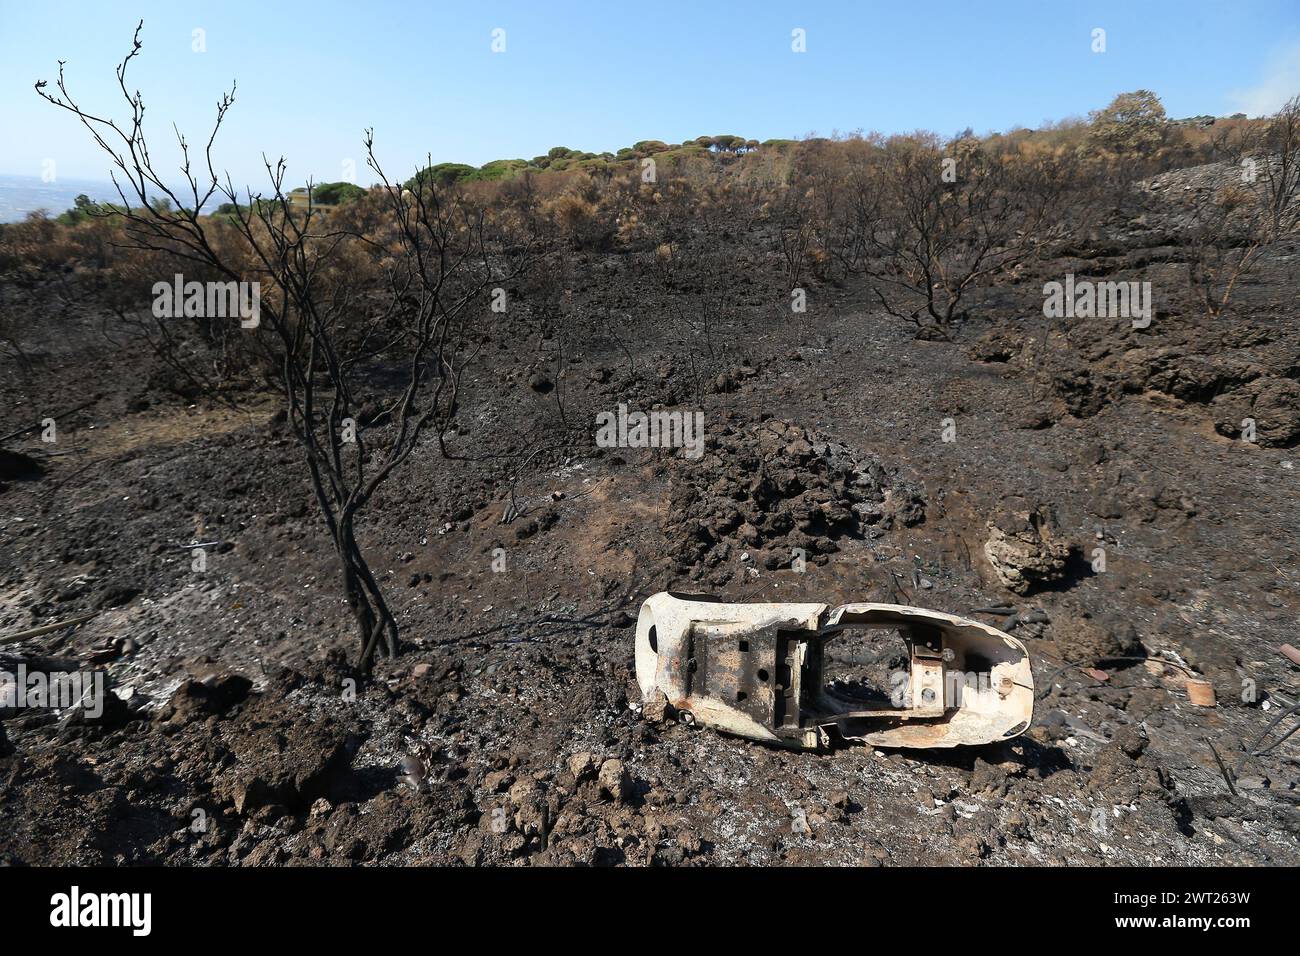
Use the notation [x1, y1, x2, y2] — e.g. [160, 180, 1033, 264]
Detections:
[634, 593, 1033, 751]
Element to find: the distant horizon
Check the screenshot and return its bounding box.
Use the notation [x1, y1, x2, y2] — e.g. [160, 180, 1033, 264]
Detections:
[0, 97, 1273, 201]
[0, 172, 132, 223]
[3, 0, 1297, 189]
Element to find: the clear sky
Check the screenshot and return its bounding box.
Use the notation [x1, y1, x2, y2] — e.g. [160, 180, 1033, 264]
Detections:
[2, 0, 1298, 190]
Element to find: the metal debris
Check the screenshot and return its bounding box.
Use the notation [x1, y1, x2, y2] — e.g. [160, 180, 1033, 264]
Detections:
[0, 610, 100, 647]
[634, 592, 1033, 750]
[1186, 678, 1217, 708]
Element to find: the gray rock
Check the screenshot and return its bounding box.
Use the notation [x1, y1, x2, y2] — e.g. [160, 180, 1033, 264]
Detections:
[598, 758, 631, 803]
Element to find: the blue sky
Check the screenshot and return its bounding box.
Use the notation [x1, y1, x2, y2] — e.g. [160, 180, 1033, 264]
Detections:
[2, 0, 1298, 190]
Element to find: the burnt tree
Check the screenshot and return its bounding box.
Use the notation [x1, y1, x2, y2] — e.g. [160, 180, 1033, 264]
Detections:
[38, 22, 533, 669]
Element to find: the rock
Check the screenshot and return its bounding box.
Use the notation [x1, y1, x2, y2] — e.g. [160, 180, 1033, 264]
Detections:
[861, 845, 889, 866]
[1048, 357, 1115, 418]
[1134, 349, 1263, 404]
[61, 685, 134, 730]
[970, 758, 1009, 795]
[640, 691, 668, 724]
[677, 828, 703, 857]
[983, 499, 1077, 594]
[1250, 378, 1300, 448]
[411, 663, 434, 679]
[159, 674, 252, 725]
[1214, 376, 1300, 448]
[1014, 407, 1055, 430]
[1089, 496, 1125, 519]
[882, 488, 926, 528]
[215, 714, 357, 815]
[458, 831, 485, 866]
[484, 770, 515, 793]
[508, 778, 540, 808]
[567, 752, 596, 781]
[1211, 390, 1252, 440]
[597, 758, 631, 803]
[969, 326, 1024, 363]
[1109, 621, 1144, 656]
[0, 724, 11, 758]
[1115, 726, 1148, 759]
[659, 417, 912, 581]
[356, 401, 390, 428]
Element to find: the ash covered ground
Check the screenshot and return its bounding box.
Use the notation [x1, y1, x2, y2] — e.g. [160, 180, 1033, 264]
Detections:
[1, 161, 1298, 867]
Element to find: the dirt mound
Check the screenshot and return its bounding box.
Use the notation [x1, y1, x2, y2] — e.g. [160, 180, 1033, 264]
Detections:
[661, 417, 925, 583]
[983, 498, 1080, 595]
[1212, 376, 1300, 447]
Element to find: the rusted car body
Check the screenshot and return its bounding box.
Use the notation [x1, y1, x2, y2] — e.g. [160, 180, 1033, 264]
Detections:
[634, 592, 1033, 750]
